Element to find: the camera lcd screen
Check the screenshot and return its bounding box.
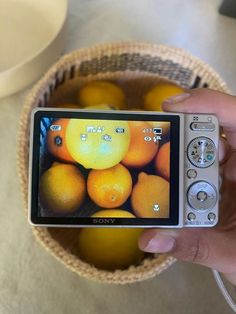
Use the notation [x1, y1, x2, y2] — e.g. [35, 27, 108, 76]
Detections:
[30, 110, 180, 226]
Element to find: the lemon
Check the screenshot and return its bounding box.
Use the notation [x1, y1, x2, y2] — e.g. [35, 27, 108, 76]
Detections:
[66, 119, 130, 169]
[84, 104, 117, 110]
[39, 163, 86, 213]
[144, 82, 185, 111]
[78, 81, 126, 109]
[78, 209, 145, 270]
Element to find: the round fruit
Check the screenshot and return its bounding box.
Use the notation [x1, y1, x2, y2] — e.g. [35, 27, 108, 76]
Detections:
[131, 172, 169, 218]
[47, 119, 75, 163]
[66, 119, 130, 169]
[84, 104, 117, 110]
[77, 209, 145, 270]
[143, 82, 185, 111]
[87, 164, 132, 208]
[39, 163, 86, 213]
[155, 142, 170, 180]
[78, 81, 126, 109]
[122, 121, 158, 168]
[54, 103, 80, 109]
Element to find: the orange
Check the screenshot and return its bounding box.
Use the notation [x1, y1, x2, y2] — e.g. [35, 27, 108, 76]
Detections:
[53, 103, 80, 109]
[66, 119, 130, 169]
[155, 142, 170, 180]
[122, 121, 158, 168]
[78, 81, 126, 109]
[77, 209, 145, 270]
[143, 82, 185, 111]
[39, 162, 86, 213]
[87, 163, 132, 208]
[47, 119, 75, 163]
[131, 172, 169, 218]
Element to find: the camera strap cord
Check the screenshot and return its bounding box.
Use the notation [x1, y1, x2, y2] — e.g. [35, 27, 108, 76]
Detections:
[212, 270, 236, 312]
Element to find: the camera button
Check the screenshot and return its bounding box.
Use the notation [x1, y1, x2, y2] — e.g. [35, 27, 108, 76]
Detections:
[190, 122, 215, 131]
[187, 212, 196, 221]
[208, 212, 216, 222]
[196, 191, 208, 202]
[187, 169, 197, 179]
[187, 181, 217, 211]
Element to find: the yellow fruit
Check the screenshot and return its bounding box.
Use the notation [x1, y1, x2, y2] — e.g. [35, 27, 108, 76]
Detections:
[66, 119, 130, 169]
[84, 104, 118, 110]
[78, 81, 126, 109]
[143, 82, 185, 111]
[47, 119, 75, 163]
[87, 164, 132, 208]
[39, 163, 86, 213]
[155, 142, 170, 180]
[54, 103, 80, 109]
[131, 172, 169, 218]
[122, 121, 158, 168]
[78, 209, 145, 270]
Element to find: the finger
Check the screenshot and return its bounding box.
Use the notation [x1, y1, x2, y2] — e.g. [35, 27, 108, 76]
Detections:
[219, 137, 231, 164]
[162, 88, 236, 149]
[139, 228, 236, 273]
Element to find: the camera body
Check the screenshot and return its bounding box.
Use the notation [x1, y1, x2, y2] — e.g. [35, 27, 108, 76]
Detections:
[29, 108, 219, 228]
[182, 113, 219, 227]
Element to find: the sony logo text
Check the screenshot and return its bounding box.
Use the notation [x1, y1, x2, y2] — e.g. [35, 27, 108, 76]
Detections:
[93, 218, 116, 224]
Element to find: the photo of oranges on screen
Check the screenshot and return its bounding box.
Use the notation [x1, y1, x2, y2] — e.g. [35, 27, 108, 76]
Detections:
[38, 118, 170, 218]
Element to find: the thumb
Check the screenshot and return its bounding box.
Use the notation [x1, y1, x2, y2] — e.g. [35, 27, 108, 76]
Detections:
[162, 88, 236, 149]
[139, 228, 236, 273]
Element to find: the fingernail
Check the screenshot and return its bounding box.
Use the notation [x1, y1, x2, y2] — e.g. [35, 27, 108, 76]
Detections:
[162, 93, 191, 109]
[143, 235, 176, 253]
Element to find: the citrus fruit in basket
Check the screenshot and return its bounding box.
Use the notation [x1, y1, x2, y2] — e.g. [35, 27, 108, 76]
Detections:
[77, 210, 145, 270]
[87, 164, 132, 208]
[131, 172, 169, 218]
[155, 142, 170, 180]
[84, 104, 118, 110]
[53, 103, 81, 109]
[78, 81, 126, 109]
[143, 82, 185, 111]
[47, 119, 75, 163]
[122, 121, 158, 168]
[39, 162, 86, 213]
[66, 119, 130, 169]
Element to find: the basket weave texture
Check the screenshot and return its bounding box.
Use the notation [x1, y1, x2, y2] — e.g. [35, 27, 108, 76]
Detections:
[17, 42, 230, 284]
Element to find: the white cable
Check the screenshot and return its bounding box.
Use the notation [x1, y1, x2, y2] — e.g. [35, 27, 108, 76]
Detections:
[212, 269, 236, 312]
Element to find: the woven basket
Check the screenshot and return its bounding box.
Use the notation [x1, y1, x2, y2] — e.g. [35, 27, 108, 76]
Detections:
[17, 42, 230, 284]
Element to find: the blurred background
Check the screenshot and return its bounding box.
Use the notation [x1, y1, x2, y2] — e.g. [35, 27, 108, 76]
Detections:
[0, 0, 236, 313]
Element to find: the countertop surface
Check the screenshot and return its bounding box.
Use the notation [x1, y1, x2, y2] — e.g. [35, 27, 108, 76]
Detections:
[0, 0, 236, 313]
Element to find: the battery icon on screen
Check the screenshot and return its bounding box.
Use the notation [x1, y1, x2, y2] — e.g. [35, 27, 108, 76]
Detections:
[153, 127, 162, 134]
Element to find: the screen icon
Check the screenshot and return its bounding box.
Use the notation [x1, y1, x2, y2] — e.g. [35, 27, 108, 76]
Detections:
[102, 134, 112, 141]
[115, 127, 125, 133]
[153, 204, 160, 211]
[80, 134, 87, 141]
[144, 136, 152, 142]
[153, 127, 162, 135]
[50, 125, 61, 131]
[154, 136, 162, 142]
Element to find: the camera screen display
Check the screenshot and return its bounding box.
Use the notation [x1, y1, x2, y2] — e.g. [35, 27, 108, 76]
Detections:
[30, 110, 180, 226]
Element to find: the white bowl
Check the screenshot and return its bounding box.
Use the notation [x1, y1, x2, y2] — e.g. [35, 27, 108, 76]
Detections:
[0, 0, 68, 98]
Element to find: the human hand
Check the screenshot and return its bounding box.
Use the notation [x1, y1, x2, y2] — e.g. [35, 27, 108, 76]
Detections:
[139, 88, 236, 284]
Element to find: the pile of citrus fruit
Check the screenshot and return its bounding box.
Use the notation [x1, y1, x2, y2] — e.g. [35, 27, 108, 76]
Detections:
[39, 80, 185, 270]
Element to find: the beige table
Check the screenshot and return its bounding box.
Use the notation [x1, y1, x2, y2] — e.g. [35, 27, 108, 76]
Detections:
[1, 0, 236, 313]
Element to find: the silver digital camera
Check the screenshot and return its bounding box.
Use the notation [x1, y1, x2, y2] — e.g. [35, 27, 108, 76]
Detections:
[29, 108, 219, 228]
